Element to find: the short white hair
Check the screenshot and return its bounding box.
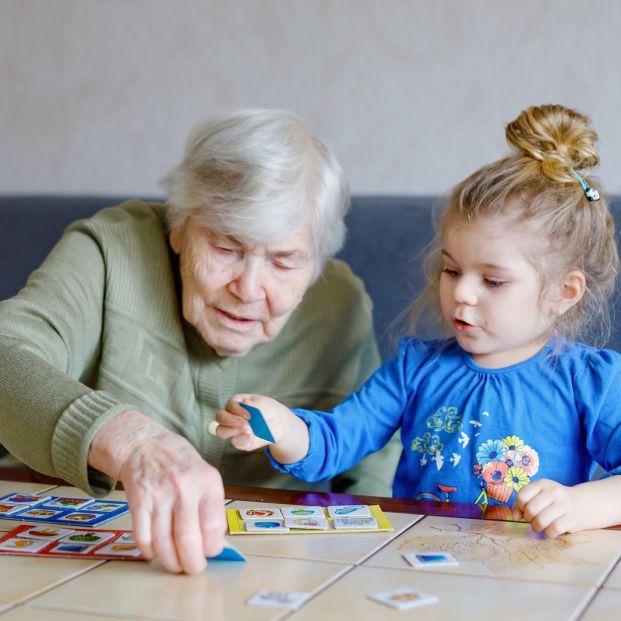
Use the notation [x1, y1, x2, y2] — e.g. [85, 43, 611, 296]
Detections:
[162, 108, 350, 264]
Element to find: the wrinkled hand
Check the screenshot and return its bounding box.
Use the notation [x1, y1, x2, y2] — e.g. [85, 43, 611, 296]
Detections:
[89, 410, 226, 574]
[513, 479, 586, 538]
[215, 394, 291, 451]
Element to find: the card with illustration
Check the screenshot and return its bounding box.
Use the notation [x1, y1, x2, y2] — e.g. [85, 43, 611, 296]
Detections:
[0, 491, 129, 526]
[239, 507, 283, 520]
[333, 517, 378, 530]
[403, 551, 459, 568]
[285, 517, 329, 530]
[244, 520, 290, 533]
[246, 590, 309, 610]
[368, 587, 439, 610]
[281, 506, 325, 519]
[227, 504, 392, 535]
[16, 526, 75, 541]
[327, 505, 371, 518]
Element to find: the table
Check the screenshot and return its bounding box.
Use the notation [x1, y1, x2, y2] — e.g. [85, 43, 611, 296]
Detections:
[0, 470, 620, 620]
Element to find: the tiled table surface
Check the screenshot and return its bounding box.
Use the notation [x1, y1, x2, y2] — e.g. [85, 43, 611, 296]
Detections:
[0, 480, 619, 620]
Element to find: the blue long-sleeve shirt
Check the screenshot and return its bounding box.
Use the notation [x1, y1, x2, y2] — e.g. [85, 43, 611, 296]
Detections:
[270, 338, 621, 505]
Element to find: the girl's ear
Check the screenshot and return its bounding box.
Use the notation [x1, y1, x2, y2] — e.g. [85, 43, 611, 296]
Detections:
[551, 270, 586, 316]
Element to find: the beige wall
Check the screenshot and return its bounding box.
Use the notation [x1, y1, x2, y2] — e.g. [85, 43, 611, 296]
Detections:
[1, 0, 619, 196]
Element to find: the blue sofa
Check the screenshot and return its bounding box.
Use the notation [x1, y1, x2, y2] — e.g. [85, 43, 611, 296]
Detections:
[2, 194, 621, 359]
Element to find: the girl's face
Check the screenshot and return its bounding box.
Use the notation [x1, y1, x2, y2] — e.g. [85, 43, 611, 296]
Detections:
[439, 217, 556, 368]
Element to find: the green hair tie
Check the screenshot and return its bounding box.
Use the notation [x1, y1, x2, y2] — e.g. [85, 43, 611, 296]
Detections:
[572, 170, 600, 202]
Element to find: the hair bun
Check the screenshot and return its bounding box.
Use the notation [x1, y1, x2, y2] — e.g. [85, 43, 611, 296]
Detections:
[505, 104, 599, 183]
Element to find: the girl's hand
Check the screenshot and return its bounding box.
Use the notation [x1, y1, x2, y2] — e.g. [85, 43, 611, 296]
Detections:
[513, 479, 587, 537]
[214, 394, 292, 451]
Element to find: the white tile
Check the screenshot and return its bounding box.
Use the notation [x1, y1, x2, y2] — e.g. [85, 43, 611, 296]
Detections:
[29, 556, 351, 621]
[287, 565, 594, 621]
[364, 515, 621, 587]
[0, 604, 129, 620]
[580, 588, 621, 620]
[0, 555, 102, 606]
[602, 558, 621, 590]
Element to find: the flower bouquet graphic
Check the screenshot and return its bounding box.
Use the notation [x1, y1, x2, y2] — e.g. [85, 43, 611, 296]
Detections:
[473, 436, 539, 506]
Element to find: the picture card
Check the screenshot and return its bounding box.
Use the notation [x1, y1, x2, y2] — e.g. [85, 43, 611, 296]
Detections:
[16, 526, 75, 541]
[281, 506, 325, 519]
[0, 494, 51, 506]
[368, 587, 438, 610]
[285, 517, 329, 530]
[244, 520, 289, 533]
[0, 537, 50, 553]
[333, 517, 378, 529]
[239, 507, 283, 520]
[246, 590, 309, 610]
[403, 551, 459, 568]
[327, 505, 371, 518]
[239, 402, 275, 443]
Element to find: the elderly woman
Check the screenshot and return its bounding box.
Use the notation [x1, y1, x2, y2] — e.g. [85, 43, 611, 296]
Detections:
[0, 109, 398, 574]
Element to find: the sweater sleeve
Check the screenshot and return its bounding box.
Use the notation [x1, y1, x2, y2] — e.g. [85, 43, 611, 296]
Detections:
[0, 226, 136, 496]
[577, 349, 621, 478]
[329, 322, 402, 497]
[268, 339, 414, 483]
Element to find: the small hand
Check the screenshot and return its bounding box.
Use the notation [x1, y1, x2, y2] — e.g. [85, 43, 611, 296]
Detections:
[214, 394, 291, 451]
[513, 479, 585, 538]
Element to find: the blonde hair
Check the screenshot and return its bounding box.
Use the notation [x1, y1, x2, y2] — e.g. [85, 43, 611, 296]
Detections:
[412, 104, 619, 347]
[162, 108, 349, 266]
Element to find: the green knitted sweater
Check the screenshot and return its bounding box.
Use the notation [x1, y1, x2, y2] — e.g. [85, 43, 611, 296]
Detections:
[0, 201, 399, 497]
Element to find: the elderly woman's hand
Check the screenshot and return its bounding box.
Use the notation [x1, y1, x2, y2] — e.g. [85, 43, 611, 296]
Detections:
[215, 394, 310, 465]
[89, 410, 226, 574]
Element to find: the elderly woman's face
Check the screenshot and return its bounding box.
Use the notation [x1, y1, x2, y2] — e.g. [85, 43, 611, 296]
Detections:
[170, 217, 317, 357]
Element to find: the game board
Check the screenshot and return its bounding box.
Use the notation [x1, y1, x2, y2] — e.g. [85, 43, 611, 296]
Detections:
[0, 491, 129, 526]
[227, 504, 393, 534]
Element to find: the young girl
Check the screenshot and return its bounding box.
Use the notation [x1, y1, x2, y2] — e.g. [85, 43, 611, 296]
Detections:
[215, 104, 621, 538]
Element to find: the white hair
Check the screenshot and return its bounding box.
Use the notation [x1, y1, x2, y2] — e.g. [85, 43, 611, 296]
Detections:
[162, 108, 350, 264]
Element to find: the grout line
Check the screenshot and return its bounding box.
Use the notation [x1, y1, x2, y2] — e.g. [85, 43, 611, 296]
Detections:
[11, 559, 108, 606]
[28, 601, 180, 621]
[570, 586, 600, 621]
[356, 512, 426, 566]
[574, 554, 621, 621]
[277, 563, 356, 621]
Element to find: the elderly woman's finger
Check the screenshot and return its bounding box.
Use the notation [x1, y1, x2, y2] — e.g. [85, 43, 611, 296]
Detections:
[151, 503, 182, 573]
[199, 495, 226, 559]
[131, 503, 154, 560]
[173, 498, 207, 575]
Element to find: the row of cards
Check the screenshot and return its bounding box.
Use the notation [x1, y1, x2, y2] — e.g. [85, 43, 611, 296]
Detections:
[0, 524, 247, 563]
[244, 553, 459, 611]
[0, 492, 128, 526]
[244, 585, 441, 612]
[228, 505, 393, 535]
[0, 525, 141, 559]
